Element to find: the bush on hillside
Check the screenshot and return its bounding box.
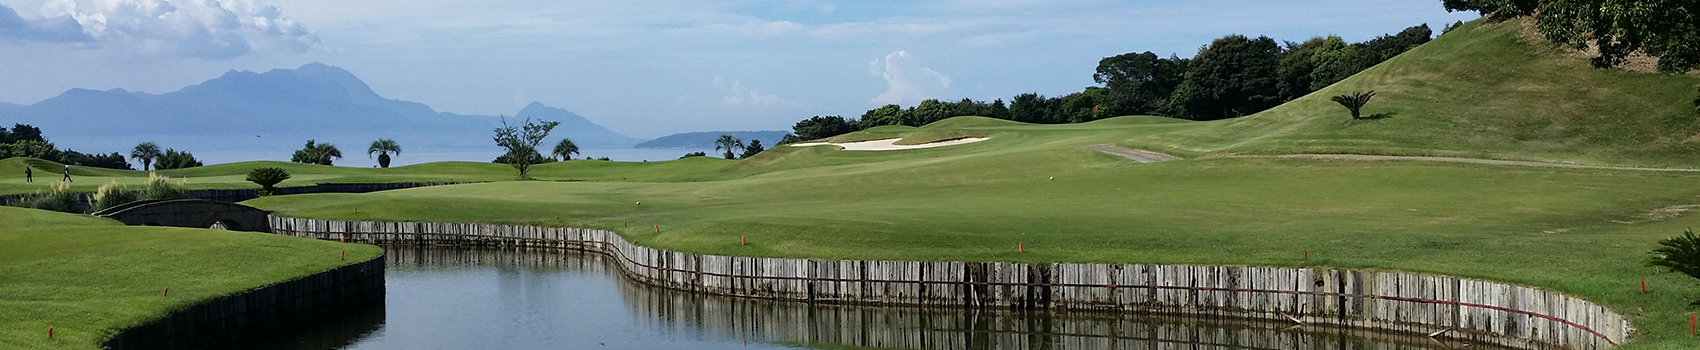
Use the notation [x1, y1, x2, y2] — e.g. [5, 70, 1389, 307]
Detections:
[1331, 91, 1378, 120]
[246, 167, 291, 196]
[156, 149, 202, 169]
[680, 152, 707, 159]
[92, 180, 139, 212]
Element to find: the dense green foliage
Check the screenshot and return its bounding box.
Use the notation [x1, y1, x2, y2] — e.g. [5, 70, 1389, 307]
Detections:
[22, 180, 77, 213]
[367, 139, 401, 168]
[1645, 229, 1700, 286]
[493, 118, 559, 178]
[680, 151, 708, 159]
[154, 149, 201, 170]
[91, 181, 137, 212]
[0, 206, 380, 350]
[290, 140, 342, 166]
[245, 167, 291, 195]
[1446, 0, 1699, 73]
[129, 142, 161, 172]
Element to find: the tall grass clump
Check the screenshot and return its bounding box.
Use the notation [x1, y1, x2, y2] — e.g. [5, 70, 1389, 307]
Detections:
[24, 180, 80, 213]
[141, 172, 192, 200]
[92, 180, 139, 212]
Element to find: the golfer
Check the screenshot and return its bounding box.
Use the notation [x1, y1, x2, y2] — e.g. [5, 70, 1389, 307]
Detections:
[24, 166, 32, 183]
[62, 164, 71, 182]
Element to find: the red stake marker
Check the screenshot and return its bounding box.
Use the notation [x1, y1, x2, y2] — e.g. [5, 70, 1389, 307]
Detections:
[655, 225, 660, 233]
[1691, 314, 1695, 336]
[49, 327, 52, 338]
[354, 207, 358, 213]
[163, 288, 168, 297]
[1642, 279, 1647, 294]
[741, 236, 745, 246]
[1018, 243, 1024, 253]
[1304, 250, 1309, 260]
[341, 250, 345, 261]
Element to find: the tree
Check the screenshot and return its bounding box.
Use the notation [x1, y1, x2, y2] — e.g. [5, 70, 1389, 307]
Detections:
[792, 115, 858, 141]
[912, 99, 955, 126]
[1331, 91, 1378, 120]
[715, 134, 744, 159]
[367, 139, 401, 168]
[246, 167, 291, 196]
[680, 151, 708, 159]
[155, 149, 202, 169]
[1095, 51, 1188, 115]
[1, 124, 43, 144]
[291, 140, 343, 166]
[1308, 36, 1357, 91]
[859, 105, 905, 128]
[551, 138, 580, 161]
[3, 140, 59, 160]
[131, 142, 163, 171]
[1277, 37, 1329, 100]
[1009, 93, 1053, 123]
[1167, 35, 1284, 120]
[740, 139, 766, 159]
[1646, 229, 1700, 288]
[1446, 0, 1700, 73]
[493, 117, 559, 178]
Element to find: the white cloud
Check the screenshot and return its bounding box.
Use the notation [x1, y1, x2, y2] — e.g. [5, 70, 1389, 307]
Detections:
[868, 50, 951, 106]
[712, 76, 780, 109]
[30, 0, 321, 59]
[0, 4, 91, 42]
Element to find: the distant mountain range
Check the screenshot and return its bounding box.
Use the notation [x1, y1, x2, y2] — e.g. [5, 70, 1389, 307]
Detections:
[634, 131, 790, 149]
[0, 63, 638, 163]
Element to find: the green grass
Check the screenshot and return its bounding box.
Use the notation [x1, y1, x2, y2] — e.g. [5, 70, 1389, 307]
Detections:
[0, 156, 737, 195]
[1121, 18, 1700, 168]
[0, 206, 382, 350]
[249, 117, 1700, 349]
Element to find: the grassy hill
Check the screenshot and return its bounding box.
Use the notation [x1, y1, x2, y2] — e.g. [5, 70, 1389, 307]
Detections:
[1123, 18, 1700, 168]
[0, 206, 380, 350]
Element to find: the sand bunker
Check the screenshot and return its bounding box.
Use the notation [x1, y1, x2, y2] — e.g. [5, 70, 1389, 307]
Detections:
[790, 137, 989, 151]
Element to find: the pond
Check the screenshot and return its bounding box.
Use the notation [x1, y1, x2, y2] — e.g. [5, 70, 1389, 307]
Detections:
[221, 247, 1518, 350]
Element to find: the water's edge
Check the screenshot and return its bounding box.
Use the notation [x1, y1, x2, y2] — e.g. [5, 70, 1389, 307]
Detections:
[268, 216, 1631, 350]
[101, 255, 386, 350]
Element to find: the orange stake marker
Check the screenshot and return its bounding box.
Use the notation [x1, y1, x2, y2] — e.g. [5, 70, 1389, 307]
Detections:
[655, 225, 659, 233]
[1018, 243, 1024, 253]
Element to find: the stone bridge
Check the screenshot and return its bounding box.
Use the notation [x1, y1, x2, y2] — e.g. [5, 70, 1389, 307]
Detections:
[93, 199, 272, 232]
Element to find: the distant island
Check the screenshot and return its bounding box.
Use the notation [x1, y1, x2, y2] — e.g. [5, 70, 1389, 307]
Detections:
[635, 131, 789, 149]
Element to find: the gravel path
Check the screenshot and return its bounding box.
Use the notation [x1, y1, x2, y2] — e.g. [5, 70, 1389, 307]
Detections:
[1086, 145, 1180, 163]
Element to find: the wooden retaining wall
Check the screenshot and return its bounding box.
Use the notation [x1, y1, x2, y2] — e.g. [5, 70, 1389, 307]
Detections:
[102, 255, 386, 350]
[270, 216, 1633, 350]
[0, 182, 469, 212]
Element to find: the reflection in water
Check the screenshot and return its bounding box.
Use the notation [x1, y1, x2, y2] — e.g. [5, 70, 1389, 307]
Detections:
[229, 247, 1518, 350]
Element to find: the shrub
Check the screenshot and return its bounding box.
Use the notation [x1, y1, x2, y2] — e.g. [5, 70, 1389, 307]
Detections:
[25, 180, 79, 213]
[680, 152, 707, 159]
[1331, 90, 1377, 120]
[246, 167, 291, 196]
[92, 180, 139, 211]
[1647, 229, 1700, 284]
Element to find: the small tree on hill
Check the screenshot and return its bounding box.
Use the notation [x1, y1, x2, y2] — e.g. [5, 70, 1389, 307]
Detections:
[368, 139, 401, 168]
[131, 142, 162, 171]
[1331, 90, 1377, 120]
[292, 140, 342, 166]
[715, 134, 743, 159]
[494, 117, 559, 179]
[155, 149, 202, 169]
[1647, 229, 1700, 291]
[246, 167, 291, 196]
[740, 139, 766, 159]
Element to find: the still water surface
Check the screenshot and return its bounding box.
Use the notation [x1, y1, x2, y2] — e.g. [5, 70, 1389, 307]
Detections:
[229, 247, 1513, 350]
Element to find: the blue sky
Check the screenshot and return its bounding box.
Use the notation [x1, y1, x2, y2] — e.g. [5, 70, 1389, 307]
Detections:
[0, 0, 1477, 138]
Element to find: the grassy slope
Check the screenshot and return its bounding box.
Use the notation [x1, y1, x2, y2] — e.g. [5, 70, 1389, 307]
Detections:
[252, 118, 1700, 349]
[0, 207, 382, 350]
[1123, 19, 1700, 168]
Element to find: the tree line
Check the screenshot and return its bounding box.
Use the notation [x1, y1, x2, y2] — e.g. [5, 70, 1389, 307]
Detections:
[780, 25, 1435, 142]
[0, 124, 205, 170]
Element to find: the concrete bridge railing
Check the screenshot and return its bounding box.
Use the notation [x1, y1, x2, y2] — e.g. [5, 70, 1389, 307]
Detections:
[268, 216, 1633, 350]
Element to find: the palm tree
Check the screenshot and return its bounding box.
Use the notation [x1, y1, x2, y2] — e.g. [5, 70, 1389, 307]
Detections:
[131, 142, 163, 171]
[368, 139, 402, 168]
[715, 134, 744, 159]
[551, 138, 580, 161]
[1647, 229, 1700, 284]
[1331, 90, 1377, 120]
